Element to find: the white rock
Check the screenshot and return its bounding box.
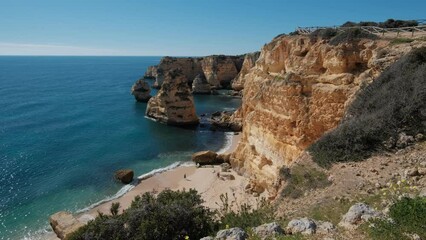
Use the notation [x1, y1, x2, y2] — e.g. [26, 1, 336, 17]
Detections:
[286, 218, 316, 235]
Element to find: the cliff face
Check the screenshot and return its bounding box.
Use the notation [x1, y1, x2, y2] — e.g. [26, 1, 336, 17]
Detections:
[146, 55, 244, 89]
[146, 69, 199, 126]
[143, 66, 158, 79]
[231, 52, 260, 90]
[231, 35, 425, 196]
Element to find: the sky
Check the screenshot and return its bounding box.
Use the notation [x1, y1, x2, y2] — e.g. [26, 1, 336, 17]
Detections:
[0, 0, 425, 56]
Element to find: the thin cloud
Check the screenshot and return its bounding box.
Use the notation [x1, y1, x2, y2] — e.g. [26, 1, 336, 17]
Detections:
[0, 42, 132, 56]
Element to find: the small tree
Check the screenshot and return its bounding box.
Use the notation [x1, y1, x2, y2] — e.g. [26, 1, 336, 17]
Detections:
[110, 202, 120, 216]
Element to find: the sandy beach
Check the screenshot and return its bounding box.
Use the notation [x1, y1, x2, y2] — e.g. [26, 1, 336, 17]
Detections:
[76, 133, 257, 223]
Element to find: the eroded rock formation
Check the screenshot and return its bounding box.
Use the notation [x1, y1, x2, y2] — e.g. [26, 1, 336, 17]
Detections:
[144, 55, 244, 90]
[143, 65, 158, 79]
[231, 51, 260, 90]
[192, 73, 211, 94]
[50, 212, 84, 239]
[131, 79, 151, 102]
[146, 69, 199, 126]
[230, 35, 426, 195]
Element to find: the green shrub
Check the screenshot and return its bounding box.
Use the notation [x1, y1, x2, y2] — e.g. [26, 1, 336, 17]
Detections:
[109, 202, 120, 216]
[280, 165, 330, 199]
[217, 193, 277, 230]
[329, 28, 378, 45]
[68, 189, 217, 240]
[341, 19, 418, 28]
[390, 38, 414, 45]
[367, 197, 426, 239]
[309, 47, 426, 167]
[310, 28, 338, 40]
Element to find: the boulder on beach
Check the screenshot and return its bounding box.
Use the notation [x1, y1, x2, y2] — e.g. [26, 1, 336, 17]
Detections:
[191, 150, 222, 165]
[114, 169, 134, 184]
[50, 211, 84, 240]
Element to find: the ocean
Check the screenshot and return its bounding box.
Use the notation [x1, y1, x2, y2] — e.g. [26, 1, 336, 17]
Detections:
[0, 56, 241, 240]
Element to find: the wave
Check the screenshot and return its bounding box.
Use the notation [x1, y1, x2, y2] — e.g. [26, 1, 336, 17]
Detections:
[137, 161, 182, 180]
[216, 132, 234, 154]
[76, 183, 136, 214]
[75, 160, 193, 214]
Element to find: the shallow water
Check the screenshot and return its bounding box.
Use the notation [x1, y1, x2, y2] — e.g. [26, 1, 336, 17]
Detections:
[0, 56, 241, 239]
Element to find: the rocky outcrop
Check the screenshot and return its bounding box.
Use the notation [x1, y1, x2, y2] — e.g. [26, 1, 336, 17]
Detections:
[50, 211, 84, 240]
[144, 55, 244, 89]
[231, 52, 260, 90]
[202, 55, 244, 88]
[192, 73, 211, 94]
[143, 65, 158, 79]
[192, 150, 221, 165]
[286, 218, 316, 235]
[215, 227, 247, 240]
[338, 203, 381, 229]
[252, 222, 284, 239]
[146, 69, 199, 126]
[114, 169, 134, 184]
[230, 34, 426, 194]
[209, 111, 242, 132]
[131, 79, 151, 102]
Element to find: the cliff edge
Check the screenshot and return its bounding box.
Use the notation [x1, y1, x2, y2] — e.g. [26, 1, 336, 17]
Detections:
[230, 34, 426, 196]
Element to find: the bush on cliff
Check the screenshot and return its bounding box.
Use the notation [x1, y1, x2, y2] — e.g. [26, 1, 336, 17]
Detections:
[329, 28, 378, 45]
[217, 193, 277, 230]
[309, 47, 426, 168]
[341, 19, 418, 28]
[367, 197, 426, 239]
[309, 28, 338, 40]
[68, 189, 217, 240]
[280, 164, 330, 199]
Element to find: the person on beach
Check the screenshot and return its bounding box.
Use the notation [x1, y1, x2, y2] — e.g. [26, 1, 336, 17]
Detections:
[184, 174, 186, 179]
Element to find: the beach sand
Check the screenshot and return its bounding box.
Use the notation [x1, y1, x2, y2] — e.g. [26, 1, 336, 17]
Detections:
[76, 133, 260, 224]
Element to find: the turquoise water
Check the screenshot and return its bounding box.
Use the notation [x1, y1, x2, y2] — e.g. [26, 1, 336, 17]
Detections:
[0, 56, 241, 240]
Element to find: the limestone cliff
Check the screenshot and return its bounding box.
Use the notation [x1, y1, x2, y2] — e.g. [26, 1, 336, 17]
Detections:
[192, 73, 211, 94]
[145, 55, 244, 90]
[143, 65, 158, 79]
[230, 35, 426, 196]
[231, 51, 260, 90]
[146, 69, 199, 126]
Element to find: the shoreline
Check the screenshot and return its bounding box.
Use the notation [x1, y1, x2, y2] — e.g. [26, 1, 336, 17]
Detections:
[83, 132, 243, 217]
[46, 132, 249, 239]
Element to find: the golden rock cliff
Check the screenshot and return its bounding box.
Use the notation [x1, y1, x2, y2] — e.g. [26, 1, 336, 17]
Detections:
[231, 51, 260, 91]
[230, 35, 426, 196]
[146, 55, 244, 89]
[146, 69, 199, 126]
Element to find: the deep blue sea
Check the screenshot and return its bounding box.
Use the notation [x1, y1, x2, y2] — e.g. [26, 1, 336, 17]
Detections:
[0, 56, 241, 240]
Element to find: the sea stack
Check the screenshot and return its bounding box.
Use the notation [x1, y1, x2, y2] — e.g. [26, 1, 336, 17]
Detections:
[192, 73, 211, 94]
[146, 68, 199, 126]
[131, 79, 151, 102]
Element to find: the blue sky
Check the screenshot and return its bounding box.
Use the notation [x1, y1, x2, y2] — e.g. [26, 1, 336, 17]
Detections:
[0, 0, 424, 56]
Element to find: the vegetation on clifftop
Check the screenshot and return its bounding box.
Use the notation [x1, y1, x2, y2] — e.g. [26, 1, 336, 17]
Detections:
[309, 47, 426, 167]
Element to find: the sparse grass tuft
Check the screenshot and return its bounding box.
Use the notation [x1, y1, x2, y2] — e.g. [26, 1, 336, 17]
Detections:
[280, 165, 330, 199]
[367, 197, 426, 240]
[390, 38, 414, 45]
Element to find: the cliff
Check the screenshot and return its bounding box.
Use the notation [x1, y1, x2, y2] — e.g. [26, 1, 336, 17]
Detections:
[230, 35, 426, 196]
[146, 69, 199, 126]
[145, 55, 244, 89]
[231, 51, 260, 90]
